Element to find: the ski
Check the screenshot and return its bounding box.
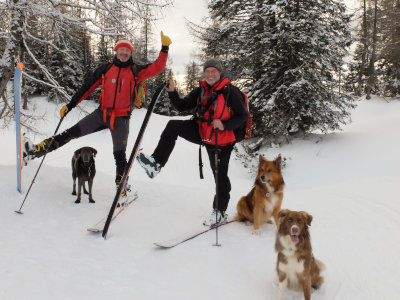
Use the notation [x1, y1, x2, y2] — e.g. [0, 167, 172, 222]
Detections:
[102, 81, 169, 239]
[88, 193, 138, 233]
[154, 220, 237, 249]
[14, 62, 24, 193]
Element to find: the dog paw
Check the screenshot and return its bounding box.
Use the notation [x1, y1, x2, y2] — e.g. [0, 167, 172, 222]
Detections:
[72, 191, 76, 196]
[74, 199, 81, 204]
[84, 191, 89, 195]
[252, 229, 261, 235]
[266, 220, 273, 224]
[89, 199, 95, 203]
[245, 221, 252, 226]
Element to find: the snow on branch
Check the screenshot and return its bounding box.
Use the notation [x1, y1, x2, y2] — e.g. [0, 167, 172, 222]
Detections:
[125, 0, 170, 7]
[0, 32, 11, 38]
[23, 38, 71, 101]
[22, 70, 67, 90]
[23, 25, 74, 61]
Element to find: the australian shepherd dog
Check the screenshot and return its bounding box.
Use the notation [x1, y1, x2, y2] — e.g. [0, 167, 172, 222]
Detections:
[235, 154, 285, 234]
[275, 209, 325, 300]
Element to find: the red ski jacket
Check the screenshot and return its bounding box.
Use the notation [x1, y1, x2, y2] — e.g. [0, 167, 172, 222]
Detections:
[67, 49, 168, 129]
[197, 78, 236, 146]
[167, 77, 248, 146]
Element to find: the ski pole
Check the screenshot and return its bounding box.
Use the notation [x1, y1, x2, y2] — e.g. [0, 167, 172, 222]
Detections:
[15, 116, 65, 214]
[102, 81, 169, 239]
[213, 128, 221, 247]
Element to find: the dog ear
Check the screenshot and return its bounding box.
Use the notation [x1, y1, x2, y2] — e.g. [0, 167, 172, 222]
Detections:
[277, 209, 290, 227]
[300, 211, 313, 226]
[274, 154, 282, 170]
[89, 147, 97, 157]
[73, 149, 81, 159]
[259, 154, 265, 163]
[278, 209, 290, 220]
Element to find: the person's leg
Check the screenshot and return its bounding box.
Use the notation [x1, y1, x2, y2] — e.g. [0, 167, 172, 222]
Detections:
[152, 119, 202, 167]
[137, 119, 202, 179]
[30, 109, 106, 158]
[110, 116, 130, 183]
[205, 143, 234, 213]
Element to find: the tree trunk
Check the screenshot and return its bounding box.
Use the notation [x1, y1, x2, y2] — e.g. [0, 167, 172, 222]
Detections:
[0, 0, 25, 100]
[366, 0, 378, 100]
[0, 90, 8, 119]
[357, 0, 368, 97]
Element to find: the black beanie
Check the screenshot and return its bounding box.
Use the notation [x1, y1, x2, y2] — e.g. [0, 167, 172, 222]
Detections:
[203, 59, 223, 73]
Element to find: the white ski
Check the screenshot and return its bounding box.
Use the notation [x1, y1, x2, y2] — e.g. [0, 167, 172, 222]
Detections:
[88, 193, 138, 233]
[154, 220, 236, 249]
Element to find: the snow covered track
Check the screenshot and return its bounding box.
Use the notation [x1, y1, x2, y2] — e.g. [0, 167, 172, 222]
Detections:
[1, 97, 400, 299]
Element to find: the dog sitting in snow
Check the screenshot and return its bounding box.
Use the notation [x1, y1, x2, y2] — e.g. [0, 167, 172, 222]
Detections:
[275, 209, 325, 300]
[72, 147, 97, 204]
[235, 154, 285, 234]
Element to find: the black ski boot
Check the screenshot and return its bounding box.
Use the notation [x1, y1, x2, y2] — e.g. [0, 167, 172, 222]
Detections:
[28, 138, 59, 158]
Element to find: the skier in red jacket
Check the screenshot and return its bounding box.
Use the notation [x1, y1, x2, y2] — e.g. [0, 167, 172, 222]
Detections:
[26, 32, 172, 195]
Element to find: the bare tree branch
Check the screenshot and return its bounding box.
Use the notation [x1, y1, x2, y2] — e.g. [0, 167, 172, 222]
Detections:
[23, 37, 71, 101]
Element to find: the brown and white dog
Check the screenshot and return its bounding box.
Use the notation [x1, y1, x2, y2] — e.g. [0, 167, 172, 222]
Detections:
[235, 154, 284, 234]
[275, 209, 325, 300]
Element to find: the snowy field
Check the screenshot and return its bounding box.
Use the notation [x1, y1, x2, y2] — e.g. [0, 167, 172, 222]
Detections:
[1, 95, 399, 299]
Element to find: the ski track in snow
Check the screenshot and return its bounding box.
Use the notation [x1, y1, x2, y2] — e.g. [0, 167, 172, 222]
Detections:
[1, 96, 400, 299]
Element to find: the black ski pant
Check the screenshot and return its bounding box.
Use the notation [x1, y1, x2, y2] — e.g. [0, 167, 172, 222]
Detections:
[46, 108, 129, 182]
[152, 119, 234, 212]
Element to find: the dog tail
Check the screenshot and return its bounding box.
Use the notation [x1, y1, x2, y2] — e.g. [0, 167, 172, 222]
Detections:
[315, 258, 326, 272]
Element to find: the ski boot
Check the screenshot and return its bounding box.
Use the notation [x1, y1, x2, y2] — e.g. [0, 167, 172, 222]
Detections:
[203, 209, 228, 228]
[22, 133, 34, 165]
[25, 137, 58, 159]
[136, 152, 161, 178]
[116, 175, 137, 207]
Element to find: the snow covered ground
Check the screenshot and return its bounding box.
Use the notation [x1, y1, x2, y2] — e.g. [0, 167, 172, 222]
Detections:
[1, 95, 399, 299]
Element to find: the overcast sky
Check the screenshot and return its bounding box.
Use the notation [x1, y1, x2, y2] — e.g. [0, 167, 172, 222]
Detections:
[152, 0, 208, 81]
[151, 0, 359, 82]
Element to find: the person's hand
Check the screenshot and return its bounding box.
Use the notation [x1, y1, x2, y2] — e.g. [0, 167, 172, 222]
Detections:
[161, 31, 172, 47]
[60, 105, 69, 118]
[164, 78, 175, 92]
[213, 119, 224, 130]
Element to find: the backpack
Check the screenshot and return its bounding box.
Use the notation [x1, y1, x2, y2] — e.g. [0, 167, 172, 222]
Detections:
[225, 84, 252, 142]
[195, 83, 252, 142]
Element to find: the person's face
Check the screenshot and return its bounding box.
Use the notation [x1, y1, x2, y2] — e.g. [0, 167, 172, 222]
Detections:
[116, 47, 132, 62]
[204, 67, 221, 86]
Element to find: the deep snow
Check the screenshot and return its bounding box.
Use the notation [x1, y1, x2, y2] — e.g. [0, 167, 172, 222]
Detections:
[1, 95, 399, 299]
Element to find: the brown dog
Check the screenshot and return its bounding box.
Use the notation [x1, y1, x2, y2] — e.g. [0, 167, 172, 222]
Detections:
[72, 147, 97, 204]
[235, 154, 284, 234]
[275, 209, 325, 300]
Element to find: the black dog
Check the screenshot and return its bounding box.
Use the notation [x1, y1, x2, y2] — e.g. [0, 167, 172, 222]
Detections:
[72, 147, 97, 204]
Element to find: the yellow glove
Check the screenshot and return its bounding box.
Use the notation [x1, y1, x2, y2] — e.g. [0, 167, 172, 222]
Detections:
[161, 31, 172, 47]
[60, 105, 69, 118]
[136, 80, 147, 108]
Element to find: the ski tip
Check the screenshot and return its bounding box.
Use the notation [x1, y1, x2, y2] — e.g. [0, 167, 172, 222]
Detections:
[154, 243, 172, 249]
[18, 62, 24, 69]
[14, 210, 23, 215]
[87, 228, 102, 233]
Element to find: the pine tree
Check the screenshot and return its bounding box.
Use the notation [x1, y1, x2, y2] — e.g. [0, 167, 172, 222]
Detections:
[183, 60, 201, 94]
[194, 0, 355, 142]
[365, 0, 380, 100]
[379, 0, 400, 97]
